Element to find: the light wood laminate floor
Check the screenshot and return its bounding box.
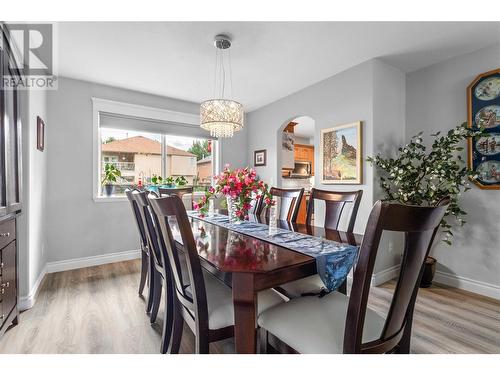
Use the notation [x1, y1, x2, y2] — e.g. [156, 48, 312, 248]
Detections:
[0, 260, 498, 354]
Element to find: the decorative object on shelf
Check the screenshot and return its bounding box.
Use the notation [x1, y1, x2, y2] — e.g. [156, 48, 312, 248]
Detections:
[200, 35, 244, 138]
[37, 116, 45, 151]
[367, 123, 482, 287]
[254, 149, 267, 167]
[101, 163, 122, 196]
[193, 164, 274, 223]
[467, 68, 500, 189]
[320, 121, 362, 184]
[281, 132, 295, 170]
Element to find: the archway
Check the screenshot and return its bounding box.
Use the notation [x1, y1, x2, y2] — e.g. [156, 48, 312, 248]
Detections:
[275, 115, 316, 189]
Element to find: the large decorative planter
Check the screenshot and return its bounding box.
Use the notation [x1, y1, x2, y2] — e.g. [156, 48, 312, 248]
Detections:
[420, 256, 437, 288]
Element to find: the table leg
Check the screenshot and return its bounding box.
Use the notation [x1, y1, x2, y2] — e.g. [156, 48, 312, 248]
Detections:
[232, 273, 257, 354]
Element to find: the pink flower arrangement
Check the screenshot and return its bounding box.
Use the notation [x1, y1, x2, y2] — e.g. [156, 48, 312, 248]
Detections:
[195, 164, 274, 220]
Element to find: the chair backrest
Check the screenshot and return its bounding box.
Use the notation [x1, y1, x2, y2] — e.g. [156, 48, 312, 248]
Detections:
[306, 188, 363, 232]
[343, 198, 449, 354]
[159, 187, 195, 210]
[130, 190, 163, 268]
[158, 186, 194, 197]
[125, 188, 147, 248]
[148, 194, 209, 334]
[257, 187, 304, 222]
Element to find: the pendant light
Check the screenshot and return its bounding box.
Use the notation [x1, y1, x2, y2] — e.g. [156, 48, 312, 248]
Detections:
[200, 35, 244, 138]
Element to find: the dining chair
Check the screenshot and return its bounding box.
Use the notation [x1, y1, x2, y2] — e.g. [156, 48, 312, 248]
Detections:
[279, 188, 363, 298]
[149, 194, 286, 354]
[258, 198, 449, 354]
[125, 189, 150, 299]
[136, 190, 199, 353]
[159, 186, 194, 210]
[306, 188, 363, 232]
[131, 190, 167, 322]
[257, 187, 304, 222]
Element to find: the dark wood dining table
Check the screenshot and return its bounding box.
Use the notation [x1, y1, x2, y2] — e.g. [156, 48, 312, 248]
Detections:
[178, 212, 363, 354]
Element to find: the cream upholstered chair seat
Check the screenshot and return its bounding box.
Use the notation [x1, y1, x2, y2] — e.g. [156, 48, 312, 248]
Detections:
[257, 291, 385, 354]
[279, 275, 325, 298]
[186, 271, 286, 330]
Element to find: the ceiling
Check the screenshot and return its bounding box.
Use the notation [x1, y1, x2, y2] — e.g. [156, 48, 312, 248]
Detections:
[56, 22, 500, 111]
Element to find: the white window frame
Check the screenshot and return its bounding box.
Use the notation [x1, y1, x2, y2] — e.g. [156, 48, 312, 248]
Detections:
[92, 97, 220, 202]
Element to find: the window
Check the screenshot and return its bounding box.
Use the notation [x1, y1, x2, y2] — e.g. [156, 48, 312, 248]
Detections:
[100, 128, 162, 196]
[94, 99, 219, 200]
[165, 135, 214, 191]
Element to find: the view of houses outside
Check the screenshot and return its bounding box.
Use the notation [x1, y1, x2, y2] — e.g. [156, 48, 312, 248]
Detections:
[100, 129, 213, 196]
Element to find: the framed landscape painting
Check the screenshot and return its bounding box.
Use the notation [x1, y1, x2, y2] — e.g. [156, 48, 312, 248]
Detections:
[467, 68, 500, 189]
[320, 121, 362, 184]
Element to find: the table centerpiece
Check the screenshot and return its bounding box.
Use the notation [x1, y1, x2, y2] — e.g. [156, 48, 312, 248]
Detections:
[194, 164, 274, 223]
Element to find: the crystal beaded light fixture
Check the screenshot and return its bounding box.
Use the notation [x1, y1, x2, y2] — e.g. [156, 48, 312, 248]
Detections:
[200, 35, 244, 138]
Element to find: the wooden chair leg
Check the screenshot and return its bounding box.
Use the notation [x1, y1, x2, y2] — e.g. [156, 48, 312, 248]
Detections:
[167, 300, 184, 354]
[259, 328, 268, 354]
[138, 250, 148, 296]
[396, 318, 413, 354]
[146, 255, 155, 313]
[150, 271, 162, 323]
[195, 334, 210, 354]
[160, 274, 174, 354]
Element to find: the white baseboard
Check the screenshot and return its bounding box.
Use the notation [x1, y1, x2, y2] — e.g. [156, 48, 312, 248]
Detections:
[361, 264, 499, 300]
[18, 264, 47, 311]
[18, 250, 141, 310]
[371, 265, 400, 286]
[434, 270, 500, 300]
[45, 249, 141, 273]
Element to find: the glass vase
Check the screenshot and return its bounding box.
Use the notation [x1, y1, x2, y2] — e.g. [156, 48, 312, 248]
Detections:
[208, 197, 215, 216]
[268, 197, 279, 235]
[226, 196, 243, 224]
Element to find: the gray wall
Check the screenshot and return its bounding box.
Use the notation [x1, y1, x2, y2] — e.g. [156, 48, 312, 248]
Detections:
[45, 77, 246, 263]
[406, 44, 500, 289]
[247, 60, 375, 233]
[17, 88, 49, 301]
[372, 59, 407, 273]
[247, 59, 406, 275]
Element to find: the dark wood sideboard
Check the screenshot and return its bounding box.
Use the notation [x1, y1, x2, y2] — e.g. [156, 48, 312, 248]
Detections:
[0, 25, 23, 339]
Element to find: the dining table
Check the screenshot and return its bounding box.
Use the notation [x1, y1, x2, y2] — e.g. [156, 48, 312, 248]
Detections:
[175, 210, 363, 354]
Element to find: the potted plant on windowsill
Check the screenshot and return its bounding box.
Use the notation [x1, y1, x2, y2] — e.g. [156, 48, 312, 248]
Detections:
[175, 176, 188, 187]
[367, 123, 482, 287]
[102, 163, 122, 196]
[164, 176, 175, 188]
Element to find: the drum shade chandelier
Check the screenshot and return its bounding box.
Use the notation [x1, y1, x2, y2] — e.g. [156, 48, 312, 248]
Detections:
[200, 35, 244, 138]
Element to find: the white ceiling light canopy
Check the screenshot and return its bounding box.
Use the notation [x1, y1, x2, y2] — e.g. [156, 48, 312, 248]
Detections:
[200, 34, 244, 138]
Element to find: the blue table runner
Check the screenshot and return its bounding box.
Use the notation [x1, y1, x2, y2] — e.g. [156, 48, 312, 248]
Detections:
[187, 211, 358, 292]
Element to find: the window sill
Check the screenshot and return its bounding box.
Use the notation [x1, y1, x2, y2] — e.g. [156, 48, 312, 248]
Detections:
[93, 196, 128, 203]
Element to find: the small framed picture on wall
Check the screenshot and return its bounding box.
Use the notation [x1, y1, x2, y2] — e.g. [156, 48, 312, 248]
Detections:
[37, 116, 45, 152]
[254, 149, 267, 166]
